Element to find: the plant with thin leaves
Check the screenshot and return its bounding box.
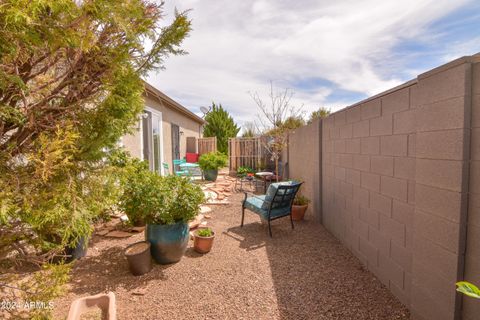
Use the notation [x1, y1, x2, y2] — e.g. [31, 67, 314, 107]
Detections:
[294, 195, 310, 206]
[308, 107, 331, 124]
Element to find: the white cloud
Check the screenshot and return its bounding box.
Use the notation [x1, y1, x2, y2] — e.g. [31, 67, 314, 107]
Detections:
[147, 0, 472, 125]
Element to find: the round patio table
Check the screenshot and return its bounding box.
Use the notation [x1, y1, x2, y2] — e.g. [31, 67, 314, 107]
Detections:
[255, 171, 274, 193]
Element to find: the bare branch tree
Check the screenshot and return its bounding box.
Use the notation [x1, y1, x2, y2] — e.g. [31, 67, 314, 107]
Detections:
[249, 81, 303, 181]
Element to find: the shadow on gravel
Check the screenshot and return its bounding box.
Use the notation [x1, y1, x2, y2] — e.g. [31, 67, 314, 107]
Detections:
[69, 245, 170, 296]
[183, 247, 204, 258]
[226, 217, 410, 320]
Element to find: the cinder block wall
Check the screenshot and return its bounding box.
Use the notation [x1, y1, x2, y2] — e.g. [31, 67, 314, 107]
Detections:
[286, 55, 480, 320]
[286, 118, 321, 221]
[322, 81, 416, 308]
[463, 61, 480, 320]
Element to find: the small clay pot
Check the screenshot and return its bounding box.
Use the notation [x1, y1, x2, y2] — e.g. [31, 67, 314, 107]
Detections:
[125, 241, 152, 276]
[193, 229, 215, 254]
[291, 204, 308, 221]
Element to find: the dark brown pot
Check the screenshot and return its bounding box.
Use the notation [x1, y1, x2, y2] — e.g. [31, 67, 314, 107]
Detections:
[291, 205, 308, 221]
[125, 241, 152, 276]
[193, 230, 215, 254]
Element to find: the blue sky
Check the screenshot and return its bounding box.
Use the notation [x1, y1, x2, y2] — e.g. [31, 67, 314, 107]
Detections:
[147, 0, 480, 127]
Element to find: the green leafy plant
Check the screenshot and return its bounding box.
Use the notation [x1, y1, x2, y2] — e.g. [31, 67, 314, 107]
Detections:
[120, 167, 205, 225]
[198, 152, 228, 171]
[237, 166, 255, 176]
[0, 0, 191, 315]
[294, 195, 311, 206]
[197, 228, 213, 237]
[203, 102, 240, 153]
[456, 281, 480, 299]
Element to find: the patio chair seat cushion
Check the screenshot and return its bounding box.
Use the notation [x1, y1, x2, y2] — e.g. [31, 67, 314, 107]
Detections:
[244, 195, 291, 219]
[262, 180, 300, 210]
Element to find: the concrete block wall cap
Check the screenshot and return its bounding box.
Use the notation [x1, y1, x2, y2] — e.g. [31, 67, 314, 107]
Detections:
[418, 54, 480, 80]
[327, 79, 417, 118]
[67, 291, 116, 320]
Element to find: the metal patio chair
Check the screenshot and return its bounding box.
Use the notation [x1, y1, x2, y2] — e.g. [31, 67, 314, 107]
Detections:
[241, 181, 302, 237]
[173, 159, 189, 176]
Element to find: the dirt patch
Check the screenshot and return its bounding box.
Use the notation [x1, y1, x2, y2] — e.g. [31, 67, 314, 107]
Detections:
[53, 193, 409, 320]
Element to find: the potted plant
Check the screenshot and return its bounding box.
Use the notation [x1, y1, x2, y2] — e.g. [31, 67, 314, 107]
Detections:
[120, 172, 205, 264]
[292, 194, 310, 221]
[198, 151, 228, 181]
[193, 227, 215, 254]
[237, 166, 254, 178]
[125, 241, 152, 276]
[118, 157, 151, 226]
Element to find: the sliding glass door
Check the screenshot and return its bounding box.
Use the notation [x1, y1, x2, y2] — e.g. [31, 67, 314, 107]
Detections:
[141, 109, 164, 175]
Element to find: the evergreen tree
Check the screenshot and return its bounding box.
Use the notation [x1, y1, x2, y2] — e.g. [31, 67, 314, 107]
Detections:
[203, 102, 240, 154]
[0, 1, 191, 316]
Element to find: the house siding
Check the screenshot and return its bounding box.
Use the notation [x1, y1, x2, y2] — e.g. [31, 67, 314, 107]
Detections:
[122, 92, 203, 170]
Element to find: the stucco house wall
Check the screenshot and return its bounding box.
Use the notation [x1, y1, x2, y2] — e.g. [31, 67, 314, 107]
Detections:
[122, 83, 204, 172]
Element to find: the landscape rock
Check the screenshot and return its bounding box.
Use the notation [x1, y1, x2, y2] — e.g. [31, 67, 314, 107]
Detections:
[105, 230, 132, 238]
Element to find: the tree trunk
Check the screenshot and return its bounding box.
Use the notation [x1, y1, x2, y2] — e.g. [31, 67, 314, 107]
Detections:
[275, 157, 279, 183]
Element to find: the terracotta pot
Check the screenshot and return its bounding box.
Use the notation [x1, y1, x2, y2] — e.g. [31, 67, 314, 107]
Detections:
[193, 230, 215, 254]
[125, 241, 152, 276]
[291, 204, 308, 221]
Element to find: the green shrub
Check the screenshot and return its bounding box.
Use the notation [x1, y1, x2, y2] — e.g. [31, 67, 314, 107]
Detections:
[197, 228, 213, 237]
[120, 167, 205, 225]
[294, 194, 310, 206]
[198, 152, 228, 171]
[237, 166, 254, 176]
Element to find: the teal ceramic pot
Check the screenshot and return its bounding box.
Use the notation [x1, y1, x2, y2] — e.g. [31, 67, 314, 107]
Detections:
[204, 169, 218, 181]
[145, 222, 189, 264]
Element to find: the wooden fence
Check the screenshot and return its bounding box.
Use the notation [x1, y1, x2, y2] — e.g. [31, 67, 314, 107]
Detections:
[198, 137, 217, 155]
[228, 137, 270, 171]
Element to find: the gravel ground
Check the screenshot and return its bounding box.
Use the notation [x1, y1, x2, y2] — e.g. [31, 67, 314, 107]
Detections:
[54, 193, 410, 319]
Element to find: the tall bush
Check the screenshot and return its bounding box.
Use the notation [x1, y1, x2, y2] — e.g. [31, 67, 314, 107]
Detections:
[0, 0, 191, 317]
[203, 102, 240, 154]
